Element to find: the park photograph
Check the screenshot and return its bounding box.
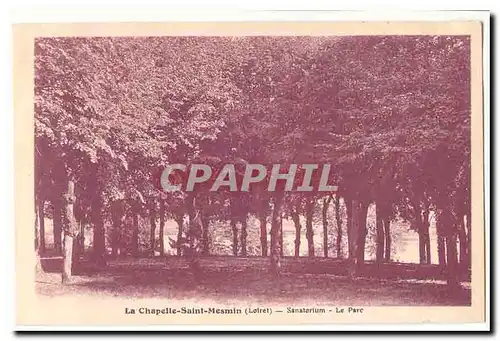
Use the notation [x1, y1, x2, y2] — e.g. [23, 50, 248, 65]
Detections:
[28, 31, 478, 314]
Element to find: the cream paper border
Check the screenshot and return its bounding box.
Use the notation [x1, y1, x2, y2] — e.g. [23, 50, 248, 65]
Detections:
[14, 21, 485, 326]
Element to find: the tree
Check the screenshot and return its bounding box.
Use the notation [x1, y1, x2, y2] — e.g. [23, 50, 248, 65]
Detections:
[322, 195, 333, 257]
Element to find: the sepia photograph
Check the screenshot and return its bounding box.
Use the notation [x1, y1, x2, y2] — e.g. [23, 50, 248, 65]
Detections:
[13, 18, 487, 329]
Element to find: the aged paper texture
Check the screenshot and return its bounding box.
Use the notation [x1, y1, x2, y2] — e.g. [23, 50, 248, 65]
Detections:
[14, 19, 485, 328]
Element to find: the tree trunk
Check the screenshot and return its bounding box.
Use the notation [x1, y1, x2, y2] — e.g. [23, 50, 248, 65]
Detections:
[383, 216, 391, 262]
[72, 218, 81, 264]
[438, 235, 447, 266]
[62, 178, 79, 284]
[78, 220, 85, 255]
[62, 234, 74, 283]
[131, 209, 139, 257]
[346, 199, 354, 261]
[241, 214, 248, 256]
[305, 199, 315, 258]
[92, 210, 105, 265]
[424, 231, 431, 264]
[259, 201, 268, 257]
[270, 193, 284, 274]
[52, 199, 63, 254]
[110, 200, 123, 258]
[185, 194, 201, 273]
[38, 199, 46, 254]
[445, 218, 460, 288]
[91, 164, 106, 266]
[231, 218, 238, 256]
[412, 200, 425, 264]
[201, 215, 210, 256]
[414, 200, 431, 264]
[457, 215, 468, 271]
[279, 214, 284, 257]
[35, 198, 40, 254]
[175, 214, 184, 256]
[437, 207, 459, 288]
[159, 199, 165, 257]
[375, 203, 385, 263]
[197, 195, 210, 256]
[291, 209, 301, 258]
[148, 198, 157, 257]
[346, 199, 359, 277]
[466, 212, 471, 269]
[418, 225, 426, 264]
[334, 195, 342, 259]
[436, 211, 447, 267]
[446, 233, 460, 288]
[356, 201, 369, 265]
[422, 205, 431, 264]
[322, 197, 331, 258]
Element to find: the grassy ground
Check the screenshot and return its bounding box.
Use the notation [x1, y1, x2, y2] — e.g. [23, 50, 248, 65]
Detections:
[36, 256, 471, 306]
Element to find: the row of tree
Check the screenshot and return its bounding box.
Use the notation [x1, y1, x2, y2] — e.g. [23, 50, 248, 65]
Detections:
[34, 35, 471, 287]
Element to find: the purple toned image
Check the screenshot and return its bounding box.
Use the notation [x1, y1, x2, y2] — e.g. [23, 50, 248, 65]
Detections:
[33, 34, 473, 312]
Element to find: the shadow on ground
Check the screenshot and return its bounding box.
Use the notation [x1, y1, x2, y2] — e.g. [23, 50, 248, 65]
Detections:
[36, 256, 471, 306]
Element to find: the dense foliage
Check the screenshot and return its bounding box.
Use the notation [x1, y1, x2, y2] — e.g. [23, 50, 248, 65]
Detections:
[34, 36, 471, 287]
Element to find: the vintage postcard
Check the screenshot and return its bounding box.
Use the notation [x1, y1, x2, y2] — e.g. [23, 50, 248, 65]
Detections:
[14, 14, 487, 330]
